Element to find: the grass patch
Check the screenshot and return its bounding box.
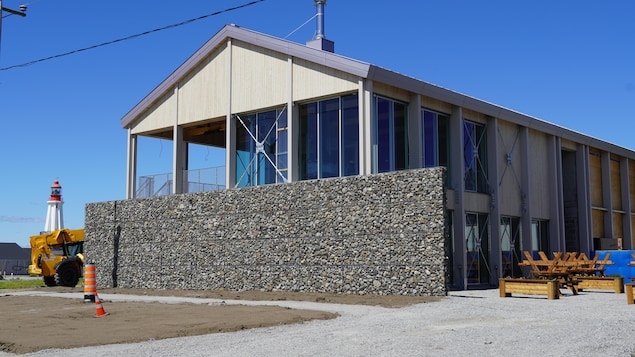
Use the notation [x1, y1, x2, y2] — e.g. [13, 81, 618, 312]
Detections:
[0, 278, 44, 289]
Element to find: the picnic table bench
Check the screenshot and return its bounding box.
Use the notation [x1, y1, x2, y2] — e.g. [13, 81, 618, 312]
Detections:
[627, 284, 635, 305]
[499, 278, 559, 300]
[576, 276, 624, 294]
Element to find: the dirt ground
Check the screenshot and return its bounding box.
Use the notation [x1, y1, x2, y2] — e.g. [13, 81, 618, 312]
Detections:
[0, 286, 441, 354]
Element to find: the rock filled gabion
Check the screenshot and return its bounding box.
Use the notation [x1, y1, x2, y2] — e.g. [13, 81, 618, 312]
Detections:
[85, 168, 448, 296]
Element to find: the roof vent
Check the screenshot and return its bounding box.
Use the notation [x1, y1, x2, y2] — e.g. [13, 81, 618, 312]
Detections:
[306, 0, 334, 52]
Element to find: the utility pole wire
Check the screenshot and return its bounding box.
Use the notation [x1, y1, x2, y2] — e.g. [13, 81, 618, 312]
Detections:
[0, 0, 265, 71]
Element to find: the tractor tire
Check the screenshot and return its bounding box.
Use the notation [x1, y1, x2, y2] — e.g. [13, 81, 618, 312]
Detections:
[43, 276, 57, 287]
[54, 262, 80, 287]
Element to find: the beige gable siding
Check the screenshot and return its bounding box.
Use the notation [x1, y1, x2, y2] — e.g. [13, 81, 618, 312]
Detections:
[178, 46, 228, 125]
[131, 91, 176, 135]
[292, 58, 358, 102]
[528, 129, 551, 219]
[498, 121, 523, 216]
[230, 41, 287, 113]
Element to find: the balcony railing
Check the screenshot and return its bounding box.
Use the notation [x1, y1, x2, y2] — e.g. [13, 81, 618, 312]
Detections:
[136, 166, 226, 198]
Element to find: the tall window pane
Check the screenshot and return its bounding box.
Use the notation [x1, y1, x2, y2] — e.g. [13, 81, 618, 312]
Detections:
[531, 219, 549, 253]
[299, 94, 359, 180]
[236, 114, 256, 187]
[257, 111, 277, 185]
[376, 98, 391, 173]
[341, 95, 359, 176]
[437, 115, 448, 168]
[394, 102, 407, 171]
[501, 216, 521, 278]
[465, 212, 489, 285]
[319, 98, 340, 178]
[299, 103, 318, 180]
[464, 121, 477, 191]
[235, 109, 287, 187]
[464, 120, 487, 193]
[423, 110, 437, 167]
[374, 96, 408, 173]
[277, 109, 288, 181]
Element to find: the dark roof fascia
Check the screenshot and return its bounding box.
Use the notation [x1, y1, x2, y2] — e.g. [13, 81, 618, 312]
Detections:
[368, 66, 635, 158]
[0, 243, 30, 259]
[120, 25, 371, 129]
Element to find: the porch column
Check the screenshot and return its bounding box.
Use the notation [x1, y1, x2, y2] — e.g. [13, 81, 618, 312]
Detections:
[126, 129, 137, 199]
[287, 55, 296, 182]
[172, 125, 186, 194]
[577, 144, 592, 253]
[449, 105, 466, 289]
[621, 157, 632, 249]
[519, 127, 532, 266]
[172, 84, 186, 195]
[601, 151, 613, 239]
[550, 137, 565, 252]
[408, 93, 422, 169]
[360, 79, 373, 175]
[487, 116, 501, 282]
[225, 38, 236, 188]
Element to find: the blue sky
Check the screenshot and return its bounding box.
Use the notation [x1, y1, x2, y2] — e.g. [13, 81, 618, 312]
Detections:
[1, 0, 633, 247]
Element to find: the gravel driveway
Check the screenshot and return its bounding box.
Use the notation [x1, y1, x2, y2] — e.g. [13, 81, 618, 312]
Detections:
[3, 288, 635, 356]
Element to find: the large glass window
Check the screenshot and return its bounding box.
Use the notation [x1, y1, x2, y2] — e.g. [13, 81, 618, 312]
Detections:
[501, 216, 521, 278]
[466, 212, 490, 285]
[531, 219, 549, 253]
[463, 120, 488, 193]
[235, 108, 287, 187]
[373, 96, 408, 173]
[299, 94, 359, 180]
[422, 109, 449, 168]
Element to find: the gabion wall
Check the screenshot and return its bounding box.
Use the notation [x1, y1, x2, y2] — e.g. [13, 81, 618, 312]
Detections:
[85, 168, 447, 296]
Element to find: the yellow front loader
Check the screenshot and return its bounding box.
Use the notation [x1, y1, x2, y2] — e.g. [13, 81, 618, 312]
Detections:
[28, 228, 85, 287]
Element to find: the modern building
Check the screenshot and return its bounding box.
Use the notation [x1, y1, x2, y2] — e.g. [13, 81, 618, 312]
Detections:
[119, 23, 635, 290]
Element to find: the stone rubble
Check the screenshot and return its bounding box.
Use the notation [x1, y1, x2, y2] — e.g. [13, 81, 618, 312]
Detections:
[85, 168, 448, 296]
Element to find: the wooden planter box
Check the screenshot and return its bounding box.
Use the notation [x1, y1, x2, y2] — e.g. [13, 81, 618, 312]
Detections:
[499, 278, 559, 300]
[626, 283, 635, 305]
[576, 276, 624, 294]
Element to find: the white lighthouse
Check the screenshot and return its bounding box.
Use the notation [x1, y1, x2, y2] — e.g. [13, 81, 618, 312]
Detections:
[43, 180, 64, 233]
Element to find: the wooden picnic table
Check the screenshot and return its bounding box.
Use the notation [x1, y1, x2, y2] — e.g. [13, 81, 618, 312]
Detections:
[518, 251, 615, 295]
[518, 251, 579, 294]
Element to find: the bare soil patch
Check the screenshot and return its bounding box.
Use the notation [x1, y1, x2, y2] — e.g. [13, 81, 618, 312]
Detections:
[1, 287, 441, 354]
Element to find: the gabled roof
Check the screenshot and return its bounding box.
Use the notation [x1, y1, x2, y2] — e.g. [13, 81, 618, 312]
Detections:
[120, 24, 371, 129]
[120, 24, 635, 158]
[0, 243, 30, 260]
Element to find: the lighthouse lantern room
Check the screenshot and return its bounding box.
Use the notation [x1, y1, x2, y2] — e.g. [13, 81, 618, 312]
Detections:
[44, 180, 64, 233]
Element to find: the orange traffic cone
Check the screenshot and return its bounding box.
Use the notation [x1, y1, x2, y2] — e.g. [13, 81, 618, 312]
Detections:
[94, 293, 109, 318]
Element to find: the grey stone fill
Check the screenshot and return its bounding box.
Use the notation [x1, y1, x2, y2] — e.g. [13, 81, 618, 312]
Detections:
[85, 168, 448, 296]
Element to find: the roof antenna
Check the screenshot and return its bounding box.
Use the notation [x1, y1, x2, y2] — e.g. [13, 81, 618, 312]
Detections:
[306, 0, 334, 52]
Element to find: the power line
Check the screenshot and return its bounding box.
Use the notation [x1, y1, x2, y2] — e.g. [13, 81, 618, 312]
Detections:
[0, 0, 265, 71]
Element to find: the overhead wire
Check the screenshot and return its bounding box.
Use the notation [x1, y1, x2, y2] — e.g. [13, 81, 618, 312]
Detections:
[0, 0, 265, 71]
[284, 13, 316, 39]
